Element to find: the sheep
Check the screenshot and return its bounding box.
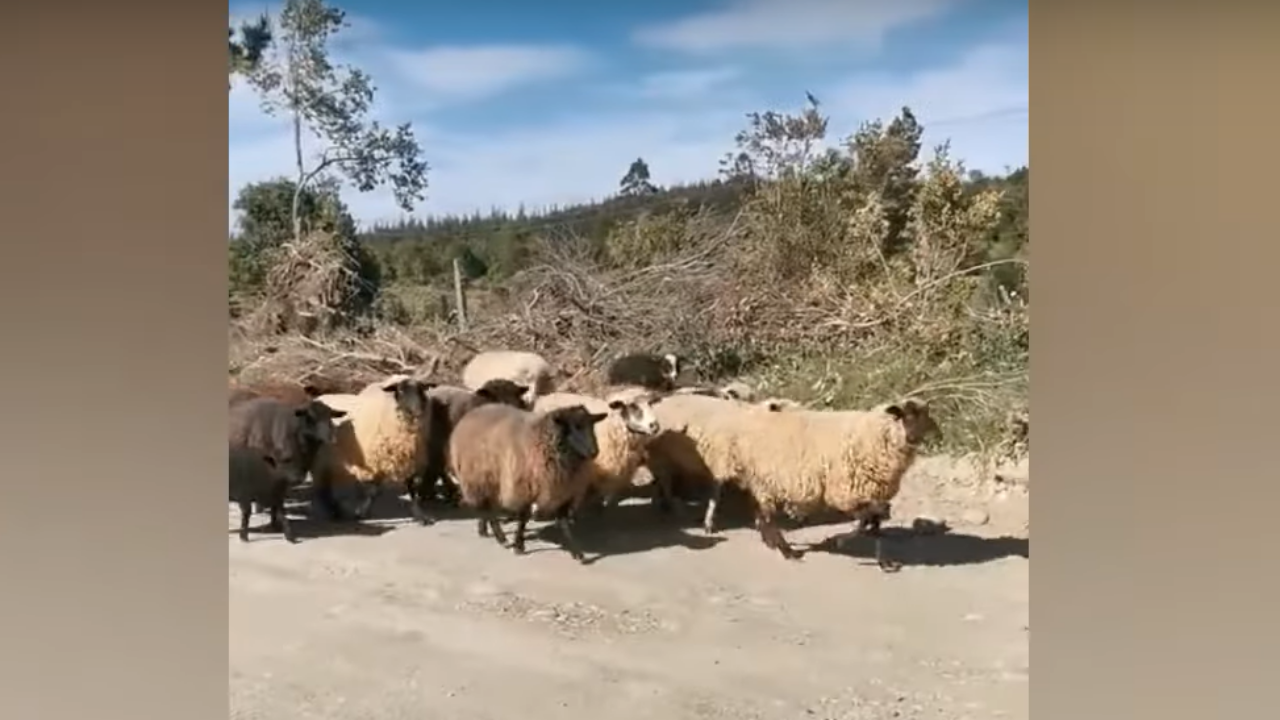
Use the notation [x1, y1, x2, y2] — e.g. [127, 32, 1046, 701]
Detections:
[228, 445, 297, 543]
[447, 402, 609, 562]
[228, 396, 348, 524]
[645, 392, 769, 530]
[406, 378, 531, 519]
[228, 379, 323, 407]
[604, 352, 681, 392]
[757, 397, 803, 412]
[685, 398, 940, 570]
[716, 381, 758, 403]
[228, 396, 348, 486]
[310, 377, 435, 522]
[532, 386, 664, 516]
[461, 350, 555, 406]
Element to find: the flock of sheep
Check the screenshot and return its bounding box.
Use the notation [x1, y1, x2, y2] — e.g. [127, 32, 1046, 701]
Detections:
[228, 349, 941, 571]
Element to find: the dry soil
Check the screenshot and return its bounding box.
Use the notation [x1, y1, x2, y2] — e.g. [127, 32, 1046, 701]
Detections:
[229, 456, 1029, 720]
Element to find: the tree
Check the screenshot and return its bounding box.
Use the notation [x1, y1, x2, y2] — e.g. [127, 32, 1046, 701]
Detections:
[229, 177, 380, 306]
[243, 0, 428, 240]
[232, 176, 356, 252]
[719, 93, 829, 184]
[619, 157, 658, 197]
[229, 14, 272, 86]
[845, 106, 924, 254]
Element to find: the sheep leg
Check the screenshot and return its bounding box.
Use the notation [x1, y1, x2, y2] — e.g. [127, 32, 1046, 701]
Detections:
[313, 480, 350, 522]
[273, 502, 298, 544]
[405, 474, 436, 526]
[702, 482, 723, 535]
[755, 504, 803, 560]
[487, 514, 509, 548]
[850, 503, 901, 572]
[353, 479, 384, 520]
[237, 501, 253, 542]
[554, 505, 587, 563]
[475, 502, 509, 547]
[511, 507, 532, 555]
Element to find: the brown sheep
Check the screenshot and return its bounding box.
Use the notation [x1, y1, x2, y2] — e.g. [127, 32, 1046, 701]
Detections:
[406, 378, 531, 521]
[448, 403, 608, 562]
[228, 380, 323, 407]
[228, 446, 297, 543]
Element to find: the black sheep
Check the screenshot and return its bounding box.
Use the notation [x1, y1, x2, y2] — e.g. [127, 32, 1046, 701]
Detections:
[605, 352, 681, 391]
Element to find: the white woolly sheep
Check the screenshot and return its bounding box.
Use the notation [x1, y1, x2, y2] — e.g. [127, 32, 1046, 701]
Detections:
[311, 377, 436, 521]
[532, 387, 664, 515]
[461, 350, 555, 406]
[448, 402, 608, 562]
[716, 381, 758, 403]
[757, 397, 803, 411]
[645, 392, 774, 531]
[661, 397, 940, 569]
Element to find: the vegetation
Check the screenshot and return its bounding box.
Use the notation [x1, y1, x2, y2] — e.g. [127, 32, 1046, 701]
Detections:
[230, 88, 1029, 458]
[228, 14, 272, 84]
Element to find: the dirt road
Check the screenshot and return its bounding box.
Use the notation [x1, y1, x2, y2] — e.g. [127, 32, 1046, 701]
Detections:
[229, 457, 1029, 720]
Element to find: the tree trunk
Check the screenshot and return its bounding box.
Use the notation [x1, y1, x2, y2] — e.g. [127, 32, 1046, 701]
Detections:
[291, 109, 304, 241]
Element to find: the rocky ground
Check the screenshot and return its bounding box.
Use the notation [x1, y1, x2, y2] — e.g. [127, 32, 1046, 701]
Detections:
[229, 455, 1029, 720]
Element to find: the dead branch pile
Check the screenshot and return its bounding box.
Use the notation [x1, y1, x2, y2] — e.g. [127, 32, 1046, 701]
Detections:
[244, 230, 373, 336]
[428, 211, 741, 385]
[229, 321, 446, 389]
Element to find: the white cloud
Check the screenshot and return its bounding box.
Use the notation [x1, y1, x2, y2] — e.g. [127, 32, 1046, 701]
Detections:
[229, 38, 1028, 232]
[632, 0, 958, 54]
[823, 42, 1028, 172]
[384, 45, 591, 102]
[631, 67, 741, 100]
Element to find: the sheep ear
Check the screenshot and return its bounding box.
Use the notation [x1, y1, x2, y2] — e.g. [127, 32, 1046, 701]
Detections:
[421, 380, 438, 391]
[514, 384, 529, 395]
[607, 399, 626, 411]
[302, 384, 322, 398]
[884, 404, 905, 420]
[588, 412, 609, 424]
[261, 454, 277, 468]
[475, 387, 494, 400]
[764, 401, 782, 412]
[380, 378, 402, 392]
[328, 408, 348, 419]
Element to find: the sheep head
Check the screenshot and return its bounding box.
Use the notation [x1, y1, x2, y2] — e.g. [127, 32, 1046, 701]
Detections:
[661, 353, 680, 383]
[296, 400, 348, 445]
[476, 379, 530, 410]
[548, 404, 609, 461]
[379, 378, 437, 423]
[883, 398, 940, 445]
[606, 396, 661, 437]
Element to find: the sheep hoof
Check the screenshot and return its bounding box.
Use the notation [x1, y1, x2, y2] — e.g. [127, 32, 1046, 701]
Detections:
[878, 560, 903, 573]
[238, 532, 250, 543]
[285, 534, 300, 544]
[511, 544, 527, 556]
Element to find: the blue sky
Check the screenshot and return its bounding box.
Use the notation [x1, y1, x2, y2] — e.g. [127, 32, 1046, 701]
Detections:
[228, 0, 1028, 231]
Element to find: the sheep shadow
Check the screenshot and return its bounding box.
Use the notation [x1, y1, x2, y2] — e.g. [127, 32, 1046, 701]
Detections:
[228, 512, 395, 541]
[281, 482, 436, 525]
[808, 526, 1029, 568]
[532, 501, 726, 565]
